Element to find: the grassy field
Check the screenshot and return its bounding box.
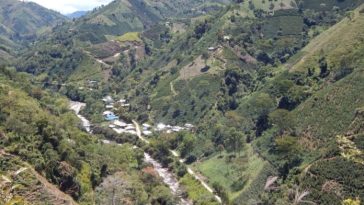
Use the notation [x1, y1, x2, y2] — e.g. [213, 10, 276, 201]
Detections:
[67, 55, 106, 84]
[194, 144, 269, 200]
[115, 32, 142, 43]
[241, 0, 295, 12]
[301, 0, 364, 11]
[262, 13, 303, 37]
[180, 174, 219, 205]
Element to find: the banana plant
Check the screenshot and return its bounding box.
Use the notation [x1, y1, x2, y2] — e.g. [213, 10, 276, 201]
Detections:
[0, 167, 28, 205]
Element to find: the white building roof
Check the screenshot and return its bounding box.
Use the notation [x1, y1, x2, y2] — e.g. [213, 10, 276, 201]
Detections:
[156, 123, 166, 131]
[105, 105, 114, 109]
[101, 140, 111, 144]
[113, 120, 127, 127]
[102, 96, 114, 102]
[172, 126, 183, 132]
[113, 128, 125, 134]
[125, 126, 135, 130]
[143, 131, 153, 136]
[103, 111, 114, 115]
[142, 123, 152, 128]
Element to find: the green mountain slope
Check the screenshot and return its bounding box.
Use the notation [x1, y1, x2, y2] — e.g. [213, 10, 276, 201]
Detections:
[71, 0, 230, 44]
[0, 0, 65, 38]
[0, 0, 67, 64]
[15, 0, 232, 87]
[0, 66, 179, 204]
[88, 1, 363, 204]
[4, 0, 364, 204]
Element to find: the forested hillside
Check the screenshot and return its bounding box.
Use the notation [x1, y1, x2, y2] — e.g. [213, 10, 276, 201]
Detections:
[0, 0, 66, 64]
[1, 0, 364, 204]
[0, 66, 180, 204]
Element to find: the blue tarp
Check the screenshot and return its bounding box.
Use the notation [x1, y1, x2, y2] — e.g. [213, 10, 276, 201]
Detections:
[104, 113, 119, 121]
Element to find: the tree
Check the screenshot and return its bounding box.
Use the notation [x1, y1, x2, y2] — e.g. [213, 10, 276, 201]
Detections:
[212, 182, 230, 203]
[100, 164, 108, 178]
[225, 128, 245, 154]
[269, 109, 294, 135]
[256, 114, 270, 137]
[319, 57, 329, 78]
[202, 52, 209, 62]
[0, 167, 28, 204]
[194, 20, 210, 39]
[218, 144, 225, 156]
[289, 185, 315, 205]
[274, 135, 298, 153]
[342, 198, 361, 205]
[180, 133, 196, 157]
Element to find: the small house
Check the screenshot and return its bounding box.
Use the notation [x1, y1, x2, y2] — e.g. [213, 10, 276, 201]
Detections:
[105, 104, 114, 109]
[125, 125, 135, 131]
[103, 111, 114, 116]
[104, 113, 119, 121]
[119, 99, 127, 104]
[114, 120, 127, 128]
[143, 130, 153, 136]
[156, 123, 166, 131]
[113, 128, 124, 134]
[102, 96, 114, 104]
[172, 126, 183, 132]
[185, 123, 194, 129]
[223, 35, 231, 41]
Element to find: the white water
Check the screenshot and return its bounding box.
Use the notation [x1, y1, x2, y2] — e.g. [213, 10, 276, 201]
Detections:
[69, 101, 191, 205]
[144, 153, 192, 205]
[69, 101, 91, 133]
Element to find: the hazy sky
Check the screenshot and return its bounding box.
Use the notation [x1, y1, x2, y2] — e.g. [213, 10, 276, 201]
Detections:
[26, 0, 114, 14]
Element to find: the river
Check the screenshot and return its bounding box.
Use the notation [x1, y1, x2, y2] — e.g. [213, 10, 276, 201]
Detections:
[69, 101, 192, 205]
[69, 101, 91, 133]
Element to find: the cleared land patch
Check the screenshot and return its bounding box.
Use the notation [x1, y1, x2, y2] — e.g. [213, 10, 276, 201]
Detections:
[194, 145, 269, 200]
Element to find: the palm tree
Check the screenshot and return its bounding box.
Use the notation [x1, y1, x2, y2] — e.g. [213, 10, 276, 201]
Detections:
[0, 167, 28, 205]
[289, 185, 316, 205]
[264, 176, 278, 191]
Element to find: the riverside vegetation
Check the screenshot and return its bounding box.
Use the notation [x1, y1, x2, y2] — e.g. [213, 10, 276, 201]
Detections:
[0, 0, 364, 205]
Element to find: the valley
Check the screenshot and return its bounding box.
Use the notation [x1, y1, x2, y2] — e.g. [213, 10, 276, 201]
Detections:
[1, 0, 364, 205]
[69, 99, 221, 204]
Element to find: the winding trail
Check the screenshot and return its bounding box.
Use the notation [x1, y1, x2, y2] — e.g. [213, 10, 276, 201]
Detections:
[133, 120, 222, 204]
[83, 50, 110, 68]
[170, 81, 178, 96]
